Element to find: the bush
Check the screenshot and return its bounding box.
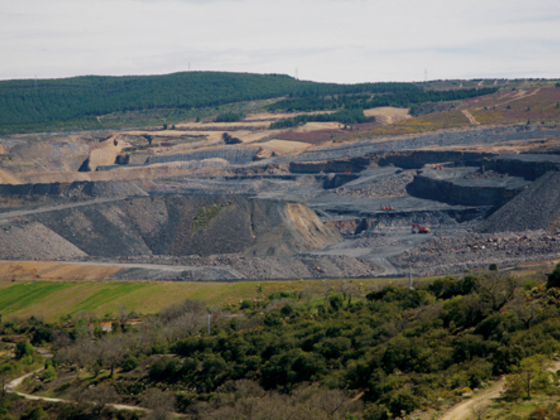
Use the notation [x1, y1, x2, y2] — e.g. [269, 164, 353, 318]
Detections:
[121, 354, 139, 372]
[222, 132, 242, 145]
[240, 300, 253, 310]
[216, 112, 244, 123]
[503, 375, 524, 401]
[15, 340, 34, 360]
[385, 390, 420, 417]
[20, 406, 49, 420]
[547, 263, 560, 288]
[40, 366, 57, 382]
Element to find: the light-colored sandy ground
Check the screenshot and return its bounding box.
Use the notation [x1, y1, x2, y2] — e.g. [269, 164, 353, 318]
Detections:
[87, 135, 132, 171]
[256, 139, 312, 158]
[16, 163, 221, 184]
[364, 107, 411, 124]
[439, 360, 560, 420]
[237, 130, 282, 144]
[0, 261, 123, 281]
[244, 111, 335, 122]
[294, 122, 343, 132]
[174, 120, 271, 130]
[0, 169, 21, 184]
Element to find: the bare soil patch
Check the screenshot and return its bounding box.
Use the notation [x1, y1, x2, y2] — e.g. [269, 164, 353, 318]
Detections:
[363, 107, 411, 124]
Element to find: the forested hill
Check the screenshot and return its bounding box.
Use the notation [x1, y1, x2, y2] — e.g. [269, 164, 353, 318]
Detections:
[0, 72, 417, 129]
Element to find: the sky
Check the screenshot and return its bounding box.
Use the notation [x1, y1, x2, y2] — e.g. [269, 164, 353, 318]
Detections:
[1, 0, 560, 84]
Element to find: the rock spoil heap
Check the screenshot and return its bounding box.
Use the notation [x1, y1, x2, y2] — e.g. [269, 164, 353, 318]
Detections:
[481, 171, 560, 233]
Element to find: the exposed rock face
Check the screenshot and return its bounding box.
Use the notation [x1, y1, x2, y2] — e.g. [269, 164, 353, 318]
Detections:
[484, 154, 560, 180]
[18, 196, 341, 258]
[0, 181, 148, 199]
[376, 150, 495, 169]
[480, 171, 560, 233]
[407, 168, 530, 207]
[145, 147, 259, 166]
[289, 157, 370, 174]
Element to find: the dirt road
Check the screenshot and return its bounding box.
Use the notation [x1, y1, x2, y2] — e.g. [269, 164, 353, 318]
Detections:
[3, 368, 174, 416]
[439, 377, 505, 420]
[440, 360, 560, 420]
[461, 110, 480, 126]
[0, 197, 123, 223]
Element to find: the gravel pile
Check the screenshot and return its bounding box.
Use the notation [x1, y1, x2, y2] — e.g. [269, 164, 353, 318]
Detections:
[481, 171, 560, 233]
[95, 253, 380, 280]
[334, 170, 415, 198]
[464, 169, 507, 179]
[0, 221, 87, 260]
[391, 230, 560, 276]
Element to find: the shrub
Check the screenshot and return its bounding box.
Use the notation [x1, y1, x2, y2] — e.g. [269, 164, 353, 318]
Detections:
[40, 366, 57, 382]
[121, 354, 139, 372]
[216, 112, 244, 123]
[15, 340, 34, 360]
[547, 263, 560, 288]
[240, 300, 253, 310]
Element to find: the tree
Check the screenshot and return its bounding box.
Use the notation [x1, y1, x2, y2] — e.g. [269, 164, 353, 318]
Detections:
[516, 355, 550, 399]
[15, 339, 34, 360]
[20, 405, 49, 420]
[471, 403, 490, 420]
[546, 263, 560, 288]
[142, 388, 176, 420]
[101, 335, 126, 377]
[339, 282, 358, 305]
[508, 289, 542, 329]
[503, 374, 524, 401]
[476, 274, 516, 311]
[309, 389, 361, 420]
[117, 304, 131, 332]
[78, 384, 120, 416]
[0, 363, 14, 398]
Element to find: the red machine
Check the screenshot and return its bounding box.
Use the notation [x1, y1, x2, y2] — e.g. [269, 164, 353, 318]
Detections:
[412, 223, 430, 234]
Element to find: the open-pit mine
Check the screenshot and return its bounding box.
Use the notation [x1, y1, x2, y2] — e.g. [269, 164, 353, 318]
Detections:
[3, 87, 560, 281]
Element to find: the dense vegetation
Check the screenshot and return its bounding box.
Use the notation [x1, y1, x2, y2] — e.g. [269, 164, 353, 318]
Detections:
[0, 72, 415, 132]
[268, 87, 498, 113]
[2, 267, 560, 419]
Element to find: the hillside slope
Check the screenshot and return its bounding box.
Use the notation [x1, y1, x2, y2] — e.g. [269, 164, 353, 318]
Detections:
[0, 72, 416, 131]
[4, 196, 342, 258]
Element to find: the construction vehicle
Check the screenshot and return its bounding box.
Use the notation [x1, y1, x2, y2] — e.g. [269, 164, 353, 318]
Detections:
[412, 223, 430, 234]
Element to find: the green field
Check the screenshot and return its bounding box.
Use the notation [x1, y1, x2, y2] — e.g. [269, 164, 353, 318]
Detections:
[0, 277, 410, 321]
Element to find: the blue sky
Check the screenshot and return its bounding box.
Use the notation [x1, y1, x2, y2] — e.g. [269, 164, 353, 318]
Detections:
[1, 0, 559, 83]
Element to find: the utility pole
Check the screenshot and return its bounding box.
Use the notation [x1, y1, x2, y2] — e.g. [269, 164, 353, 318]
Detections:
[409, 265, 414, 290]
[207, 314, 211, 334]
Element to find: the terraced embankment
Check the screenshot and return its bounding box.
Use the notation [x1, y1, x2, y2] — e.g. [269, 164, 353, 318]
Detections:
[407, 167, 531, 207]
[0, 196, 341, 260]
